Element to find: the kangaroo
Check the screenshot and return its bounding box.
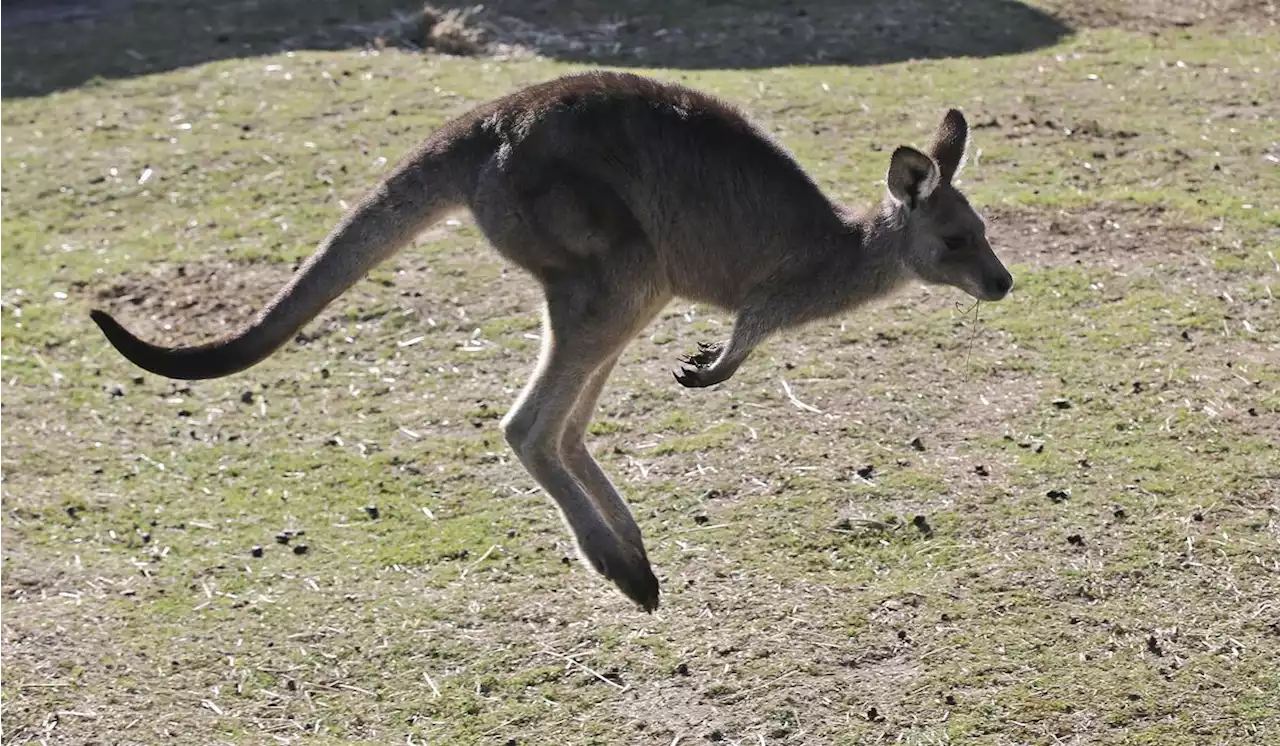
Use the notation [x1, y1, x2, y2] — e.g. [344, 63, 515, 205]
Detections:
[91, 71, 1013, 612]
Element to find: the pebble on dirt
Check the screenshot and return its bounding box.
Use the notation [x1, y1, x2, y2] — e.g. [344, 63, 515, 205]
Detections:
[364, 505, 380, 519]
[909, 436, 926, 451]
[250, 545, 264, 558]
[292, 543, 309, 555]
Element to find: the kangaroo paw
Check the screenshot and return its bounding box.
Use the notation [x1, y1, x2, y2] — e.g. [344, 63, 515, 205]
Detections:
[673, 341, 726, 387]
[678, 341, 722, 369]
[579, 530, 661, 612]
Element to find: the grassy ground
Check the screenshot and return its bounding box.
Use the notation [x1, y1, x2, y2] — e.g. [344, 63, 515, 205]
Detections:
[2, 1, 1278, 744]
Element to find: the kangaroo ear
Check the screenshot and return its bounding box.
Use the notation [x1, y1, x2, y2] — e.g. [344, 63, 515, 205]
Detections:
[886, 146, 940, 210]
[930, 108, 969, 183]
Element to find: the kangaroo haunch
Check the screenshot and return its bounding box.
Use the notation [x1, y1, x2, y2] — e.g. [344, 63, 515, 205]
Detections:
[92, 71, 1014, 611]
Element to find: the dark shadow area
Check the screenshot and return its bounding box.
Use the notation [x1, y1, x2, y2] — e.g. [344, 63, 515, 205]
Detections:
[2, 0, 1074, 99]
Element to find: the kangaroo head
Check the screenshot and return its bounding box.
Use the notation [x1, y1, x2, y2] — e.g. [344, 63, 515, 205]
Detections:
[884, 109, 1013, 302]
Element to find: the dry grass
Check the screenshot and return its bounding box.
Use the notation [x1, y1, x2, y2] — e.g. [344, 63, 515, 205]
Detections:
[2, 1, 1278, 744]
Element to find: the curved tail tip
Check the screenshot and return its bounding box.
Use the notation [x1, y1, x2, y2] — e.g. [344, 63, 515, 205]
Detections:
[91, 309, 132, 346]
[90, 308, 114, 330]
[90, 308, 157, 373]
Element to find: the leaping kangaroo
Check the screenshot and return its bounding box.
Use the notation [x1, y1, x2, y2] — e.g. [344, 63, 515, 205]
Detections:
[92, 71, 1013, 611]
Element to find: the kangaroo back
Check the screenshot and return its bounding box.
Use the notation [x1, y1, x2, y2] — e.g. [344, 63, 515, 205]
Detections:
[92, 134, 488, 380]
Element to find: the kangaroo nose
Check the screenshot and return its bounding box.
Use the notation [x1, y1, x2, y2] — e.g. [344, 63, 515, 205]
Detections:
[987, 273, 1013, 300]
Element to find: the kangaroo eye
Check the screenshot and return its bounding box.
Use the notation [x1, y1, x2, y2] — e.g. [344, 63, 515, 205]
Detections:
[943, 237, 966, 251]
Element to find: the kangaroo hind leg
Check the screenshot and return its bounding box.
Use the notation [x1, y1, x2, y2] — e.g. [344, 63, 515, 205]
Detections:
[476, 160, 668, 609]
[503, 281, 663, 610]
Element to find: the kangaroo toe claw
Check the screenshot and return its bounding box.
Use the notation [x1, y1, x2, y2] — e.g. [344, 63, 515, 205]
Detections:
[583, 536, 661, 611]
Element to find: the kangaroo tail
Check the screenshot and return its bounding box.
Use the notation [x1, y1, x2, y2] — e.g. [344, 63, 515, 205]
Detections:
[91, 139, 485, 380]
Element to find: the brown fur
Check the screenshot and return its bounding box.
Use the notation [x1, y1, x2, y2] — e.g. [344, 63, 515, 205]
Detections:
[91, 71, 1014, 611]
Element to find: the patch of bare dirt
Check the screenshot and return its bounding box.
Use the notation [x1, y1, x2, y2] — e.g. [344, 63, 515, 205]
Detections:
[1044, 0, 1278, 31]
[368, 0, 1075, 69]
[83, 255, 421, 351]
[985, 203, 1222, 272]
[374, 1, 1277, 67]
[88, 259, 298, 344]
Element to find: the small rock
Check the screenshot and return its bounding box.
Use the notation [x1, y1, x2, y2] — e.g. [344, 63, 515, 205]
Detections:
[1192, 512, 1204, 522]
[1067, 534, 1084, 546]
[1146, 635, 1164, 656]
[292, 543, 309, 555]
[1052, 399, 1072, 410]
[250, 545, 264, 558]
[866, 706, 882, 722]
[240, 391, 255, 404]
[364, 505, 380, 520]
[912, 515, 933, 536]
[506, 528, 517, 538]
[856, 464, 875, 479]
[106, 383, 126, 398]
[676, 662, 690, 676]
[945, 694, 957, 706]
[1113, 508, 1127, 520]
[974, 464, 989, 477]
[1047, 489, 1070, 503]
[909, 437, 926, 452]
[275, 532, 292, 544]
[694, 514, 710, 525]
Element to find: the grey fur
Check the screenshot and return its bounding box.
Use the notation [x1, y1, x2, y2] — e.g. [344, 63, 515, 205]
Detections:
[91, 71, 1013, 611]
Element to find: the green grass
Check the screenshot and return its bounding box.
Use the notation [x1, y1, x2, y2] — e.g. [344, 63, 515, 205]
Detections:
[3, 2, 1279, 744]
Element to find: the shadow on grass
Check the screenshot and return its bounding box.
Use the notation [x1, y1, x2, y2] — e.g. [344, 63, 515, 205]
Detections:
[2, 0, 1073, 99]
